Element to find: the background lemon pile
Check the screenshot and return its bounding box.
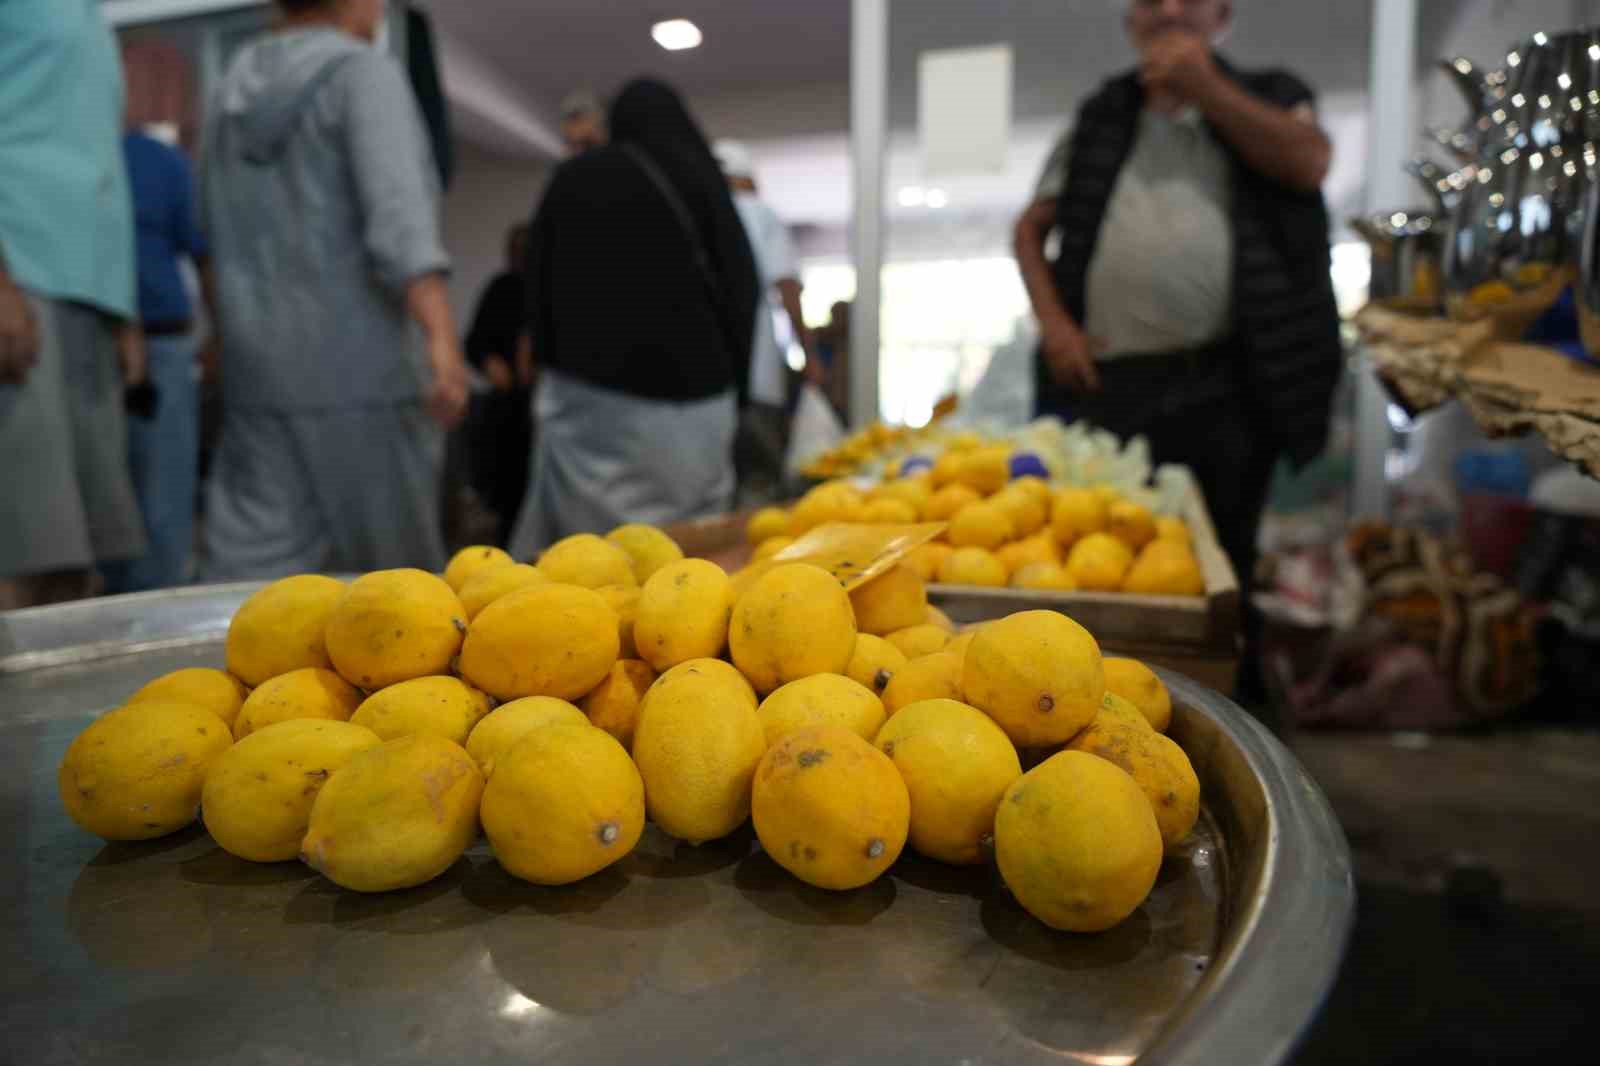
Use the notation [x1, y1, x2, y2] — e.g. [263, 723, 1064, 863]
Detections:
[749, 441, 1206, 598]
[57, 525, 1200, 933]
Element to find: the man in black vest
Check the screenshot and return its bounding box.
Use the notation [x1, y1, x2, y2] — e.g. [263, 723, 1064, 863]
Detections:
[1015, 0, 1342, 693]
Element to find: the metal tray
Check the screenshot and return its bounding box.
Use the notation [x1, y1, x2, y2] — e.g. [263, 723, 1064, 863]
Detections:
[0, 586, 1352, 1065]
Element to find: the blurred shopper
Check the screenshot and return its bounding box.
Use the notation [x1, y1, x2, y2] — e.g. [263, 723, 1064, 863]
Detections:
[1014, 0, 1341, 648]
[509, 79, 758, 551]
[0, 0, 147, 609]
[463, 223, 534, 542]
[814, 300, 853, 424]
[101, 126, 214, 594]
[559, 91, 607, 156]
[714, 139, 815, 501]
[200, 0, 467, 579]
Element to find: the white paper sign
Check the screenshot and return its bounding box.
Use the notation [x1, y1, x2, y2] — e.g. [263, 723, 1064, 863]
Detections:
[918, 44, 1013, 178]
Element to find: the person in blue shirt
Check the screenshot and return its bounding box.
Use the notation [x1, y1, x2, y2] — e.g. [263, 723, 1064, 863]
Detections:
[101, 128, 214, 593]
[0, 0, 147, 608]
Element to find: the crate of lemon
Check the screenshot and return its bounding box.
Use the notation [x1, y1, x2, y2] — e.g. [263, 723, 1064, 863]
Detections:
[740, 452, 1241, 691]
[33, 525, 1349, 1063]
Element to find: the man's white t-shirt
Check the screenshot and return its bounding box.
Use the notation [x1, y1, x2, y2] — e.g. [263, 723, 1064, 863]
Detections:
[731, 190, 799, 407]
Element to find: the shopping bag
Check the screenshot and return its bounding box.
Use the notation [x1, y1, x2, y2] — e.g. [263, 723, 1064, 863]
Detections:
[784, 383, 846, 478]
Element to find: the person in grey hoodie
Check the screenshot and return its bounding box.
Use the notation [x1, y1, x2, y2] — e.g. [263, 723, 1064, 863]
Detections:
[200, 0, 467, 579]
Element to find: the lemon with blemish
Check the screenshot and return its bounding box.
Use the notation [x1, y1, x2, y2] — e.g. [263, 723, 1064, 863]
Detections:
[962, 610, 1103, 747]
[443, 545, 514, 592]
[324, 569, 466, 691]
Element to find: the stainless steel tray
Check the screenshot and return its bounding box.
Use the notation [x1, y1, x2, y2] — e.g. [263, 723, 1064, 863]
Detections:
[0, 586, 1352, 1065]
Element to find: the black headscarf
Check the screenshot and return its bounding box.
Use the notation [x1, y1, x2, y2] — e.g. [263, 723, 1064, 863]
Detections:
[524, 78, 758, 403]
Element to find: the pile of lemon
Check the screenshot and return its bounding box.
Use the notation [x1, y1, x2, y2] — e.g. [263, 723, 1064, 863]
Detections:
[57, 525, 1199, 933]
[750, 446, 1206, 598]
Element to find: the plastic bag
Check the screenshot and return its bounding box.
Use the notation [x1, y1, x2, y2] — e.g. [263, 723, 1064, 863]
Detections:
[964, 319, 1036, 427]
[784, 384, 846, 479]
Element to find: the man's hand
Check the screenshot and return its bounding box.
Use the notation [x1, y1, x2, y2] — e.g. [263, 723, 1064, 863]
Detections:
[197, 335, 220, 383]
[426, 334, 470, 430]
[0, 273, 39, 386]
[115, 321, 147, 386]
[1140, 31, 1220, 105]
[1039, 315, 1105, 392]
[483, 354, 514, 392]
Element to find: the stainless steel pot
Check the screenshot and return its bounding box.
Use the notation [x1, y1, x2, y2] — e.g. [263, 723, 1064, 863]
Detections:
[1351, 208, 1446, 311]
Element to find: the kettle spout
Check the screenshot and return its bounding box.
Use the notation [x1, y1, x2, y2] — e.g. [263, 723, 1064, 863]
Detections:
[1403, 157, 1450, 213]
[1348, 216, 1388, 247]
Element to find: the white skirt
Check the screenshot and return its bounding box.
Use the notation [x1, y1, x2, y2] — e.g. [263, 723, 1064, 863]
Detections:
[508, 369, 736, 557]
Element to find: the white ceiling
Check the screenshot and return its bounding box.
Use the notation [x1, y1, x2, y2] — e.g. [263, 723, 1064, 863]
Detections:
[419, 1, 1505, 240]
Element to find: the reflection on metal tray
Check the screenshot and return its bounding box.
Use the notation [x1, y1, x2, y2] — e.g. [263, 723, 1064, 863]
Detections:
[0, 586, 1352, 1065]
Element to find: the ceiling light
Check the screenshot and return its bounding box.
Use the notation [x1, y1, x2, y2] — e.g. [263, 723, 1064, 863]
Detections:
[897, 186, 926, 207]
[924, 189, 948, 209]
[652, 19, 702, 51]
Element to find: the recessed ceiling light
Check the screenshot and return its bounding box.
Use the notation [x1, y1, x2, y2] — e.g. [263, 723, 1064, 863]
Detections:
[925, 189, 948, 209]
[897, 186, 926, 207]
[652, 19, 702, 51]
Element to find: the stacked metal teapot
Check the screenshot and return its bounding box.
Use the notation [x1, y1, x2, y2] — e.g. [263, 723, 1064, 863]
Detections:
[1356, 25, 1600, 352]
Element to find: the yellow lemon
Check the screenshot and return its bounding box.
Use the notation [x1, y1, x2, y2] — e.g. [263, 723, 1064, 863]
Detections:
[632, 666, 767, 843]
[1051, 488, 1109, 547]
[757, 673, 886, 746]
[1010, 561, 1077, 591]
[350, 675, 492, 745]
[848, 564, 927, 636]
[937, 546, 1008, 587]
[324, 569, 466, 691]
[481, 722, 645, 885]
[992, 488, 1048, 538]
[633, 558, 733, 672]
[903, 541, 953, 582]
[860, 498, 919, 525]
[962, 610, 1104, 747]
[466, 696, 589, 778]
[580, 659, 657, 748]
[876, 478, 932, 518]
[925, 483, 981, 522]
[126, 667, 248, 734]
[844, 633, 909, 696]
[459, 583, 619, 701]
[1106, 500, 1157, 552]
[875, 698, 1021, 865]
[884, 623, 950, 660]
[233, 667, 361, 739]
[746, 506, 792, 546]
[1011, 475, 1053, 505]
[752, 535, 796, 562]
[882, 650, 964, 714]
[225, 574, 346, 687]
[789, 484, 864, 534]
[537, 533, 637, 589]
[1122, 541, 1205, 597]
[926, 605, 956, 632]
[605, 524, 684, 584]
[948, 501, 1015, 550]
[996, 532, 1061, 577]
[729, 563, 856, 695]
[458, 563, 548, 621]
[752, 725, 909, 890]
[955, 446, 1012, 495]
[1064, 532, 1134, 592]
[1097, 690, 1157, 733]
[1154, 515, 1191, 546]
[201, 719, 382, 862]
[994, 750, 1162, 932]
[656, 657, 760, 707]
[1091, 483, 1124, 507]
[929, 451, 966, 488]
[1103, 657, 1172, 733]
[944, 628, 980, 662]
[1066, 721, 1199, 850]
[595, 583, 642, 659]
[301, 735, 483, 892]
[58, 702, 232, 841]
[443, 545, 514, 592]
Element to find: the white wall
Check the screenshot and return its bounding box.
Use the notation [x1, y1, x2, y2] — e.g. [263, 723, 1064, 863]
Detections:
[441, 142, 551, 331]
